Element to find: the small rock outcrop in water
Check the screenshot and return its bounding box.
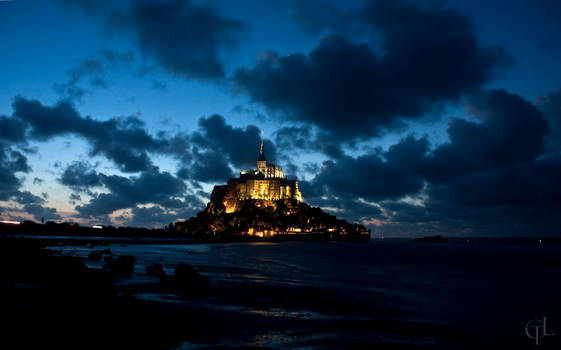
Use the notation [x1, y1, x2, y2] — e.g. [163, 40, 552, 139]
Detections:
[146, 263, 165, 277]
[413, 235, 448, 243]
[88, 251, 102, 261]
[160, 263, 210, 297]
[103, 255, 135, 277]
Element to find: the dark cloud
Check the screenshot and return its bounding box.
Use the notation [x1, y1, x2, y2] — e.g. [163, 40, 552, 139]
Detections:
[23, 204, 62, 222]
[57, 157, 202, 223]
[179, 150, 233, 183]
[2, 97, 280, 228]
[425, 89, 550, 183]
[122, 205, 177, 228]
[54, 59, 104, 101]
[303, 89, 561, 235]
[192, 114, 276, 168]
[384, 155, 561, 236]
[302, 192, 383, 224]
[0, 121, 49, 210]
[75, 166, 187, 217]
[161, 114, 277, 183]
[54, 50, 135, 101]
[12, 191, 45, 205]
[5, 96, 275, 187]
[0, 146, 31, 202]
[290, 0, 350, 35]
[538, 87, 561, 153]
[33, 177, 44, 185]
[274, 126, 314, 151]
[122, 204, 202, 228]
[274, 125, 344, 158]
[419, 90, 558, 227]
[60, 161, 103, 190]
[0, 115, 27, 143]
[425, 160, 561, 213]
[62, 0, 248, 80]
[159, 132, 192, 163]
[234, 0, 510, 140]
[12, 97, 163, 172]
[13, 97, 84, 141]
[305, 136, 429, 202]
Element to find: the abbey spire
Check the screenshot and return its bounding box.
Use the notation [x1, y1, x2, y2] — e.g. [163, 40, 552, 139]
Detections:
[258, 138, 266, 162]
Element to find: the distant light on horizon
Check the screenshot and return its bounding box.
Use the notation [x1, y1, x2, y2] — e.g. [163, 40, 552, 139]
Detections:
[0, 220, 21, 225]
[92, 225, 103, 229]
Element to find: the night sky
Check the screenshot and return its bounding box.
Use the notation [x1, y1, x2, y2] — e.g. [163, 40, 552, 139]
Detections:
[1, 0, 560, 236]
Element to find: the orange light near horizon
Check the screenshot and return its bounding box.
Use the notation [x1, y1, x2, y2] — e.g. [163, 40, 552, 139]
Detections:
[0, 220, 21, 225]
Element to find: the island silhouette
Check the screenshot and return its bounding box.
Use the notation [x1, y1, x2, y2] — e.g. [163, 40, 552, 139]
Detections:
[177, 141, 370, 240]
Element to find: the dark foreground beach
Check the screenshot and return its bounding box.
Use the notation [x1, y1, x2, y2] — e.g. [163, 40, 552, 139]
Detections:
[1, 236, 560, 349]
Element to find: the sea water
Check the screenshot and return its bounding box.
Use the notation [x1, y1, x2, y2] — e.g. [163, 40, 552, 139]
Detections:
[50, 238, 561, 349]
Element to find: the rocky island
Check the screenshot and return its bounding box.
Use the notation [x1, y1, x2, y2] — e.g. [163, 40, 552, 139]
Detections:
[176, 141, 370, 241]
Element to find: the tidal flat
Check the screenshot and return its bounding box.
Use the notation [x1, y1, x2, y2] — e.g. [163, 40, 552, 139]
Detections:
[1, 236, 560, 349]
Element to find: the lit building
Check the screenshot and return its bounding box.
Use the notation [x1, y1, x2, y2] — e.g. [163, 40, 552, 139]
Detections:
[176, 139, 370, 240]
[209, 140, 302, 213]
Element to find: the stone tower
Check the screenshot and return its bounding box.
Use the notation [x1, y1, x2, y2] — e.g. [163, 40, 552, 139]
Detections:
[257, 139, 267, 174]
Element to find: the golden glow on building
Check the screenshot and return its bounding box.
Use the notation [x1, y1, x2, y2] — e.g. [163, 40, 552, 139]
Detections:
[210, 139, 302, 213]
[244, 226, 366, 237]
[189, 140, 372, 240]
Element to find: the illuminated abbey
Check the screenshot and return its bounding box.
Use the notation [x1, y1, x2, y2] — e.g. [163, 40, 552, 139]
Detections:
[209, 140, 302, 213]
[176, 140, 370, 240]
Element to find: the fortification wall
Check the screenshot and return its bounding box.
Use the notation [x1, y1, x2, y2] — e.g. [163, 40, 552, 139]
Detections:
[207, 177, 301, 214]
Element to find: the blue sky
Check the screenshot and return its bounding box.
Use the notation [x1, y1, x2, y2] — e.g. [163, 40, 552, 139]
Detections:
[1, 0, 560, 235]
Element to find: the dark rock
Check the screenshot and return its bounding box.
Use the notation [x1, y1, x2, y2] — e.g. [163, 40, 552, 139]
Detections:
[88, 251, 102, 261]
[120, 254, 135, 264]
[102, 248, 111, 255]
[160, 263, 210, 297]
[179, 197, 370, 240]
[102, 255, 135, 277]
[146, 263, 165, 277]
[39, 255, 91, 285]
[103, 255, 113, 262]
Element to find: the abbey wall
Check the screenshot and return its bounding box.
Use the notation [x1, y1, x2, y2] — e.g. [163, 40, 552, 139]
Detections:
[207, 140, 302, 214]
